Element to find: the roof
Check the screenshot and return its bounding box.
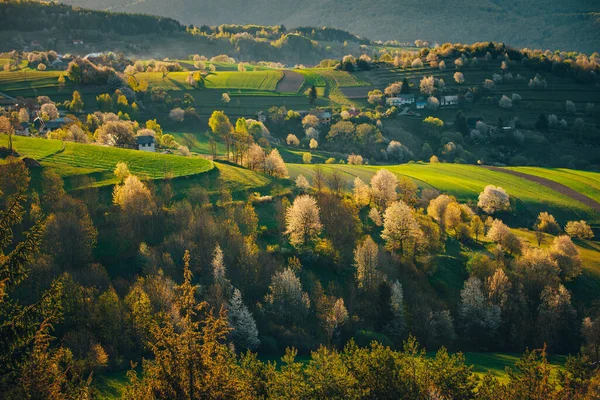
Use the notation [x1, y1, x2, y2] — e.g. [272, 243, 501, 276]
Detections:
[137, 135, 155, 145]
[45, 117, 69, 129]
[317, 111, 332, 118]
[398, 94, 415, 99]
[444, 95, 459, 100]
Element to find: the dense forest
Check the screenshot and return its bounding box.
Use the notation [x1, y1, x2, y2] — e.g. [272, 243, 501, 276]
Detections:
[61, 0, 600, 53]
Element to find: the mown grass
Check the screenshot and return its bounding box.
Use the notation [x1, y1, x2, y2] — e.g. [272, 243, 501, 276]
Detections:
[1, 135, 214, 186]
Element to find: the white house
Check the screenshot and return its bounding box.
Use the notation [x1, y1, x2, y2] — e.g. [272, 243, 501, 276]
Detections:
[440, 95, 459, 107]
[387, 94, 415, 106]
[137, 135, 156, 152]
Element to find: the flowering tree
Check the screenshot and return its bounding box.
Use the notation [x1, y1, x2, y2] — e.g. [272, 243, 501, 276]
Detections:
[285, 195, 322, 248]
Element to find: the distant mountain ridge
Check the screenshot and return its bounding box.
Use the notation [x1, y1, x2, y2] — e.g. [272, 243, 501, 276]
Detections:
[60, 0, 600, 53]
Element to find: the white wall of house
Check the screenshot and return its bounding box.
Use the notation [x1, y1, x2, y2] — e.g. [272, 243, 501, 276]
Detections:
[138, 143, 155, 152]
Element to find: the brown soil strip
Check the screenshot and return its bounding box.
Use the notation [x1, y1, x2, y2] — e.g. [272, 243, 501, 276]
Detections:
[276, 70, 304, 93]
[340, 86, 376, 98]
[482, 166, 600, 213]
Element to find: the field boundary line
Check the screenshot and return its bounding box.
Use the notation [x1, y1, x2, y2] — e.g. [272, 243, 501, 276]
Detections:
[482, 166, 600, 213]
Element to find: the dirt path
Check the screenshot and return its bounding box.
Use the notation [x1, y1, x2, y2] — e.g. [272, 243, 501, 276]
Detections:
[482, 166, 600, 213]
[276, 70, 304, 93]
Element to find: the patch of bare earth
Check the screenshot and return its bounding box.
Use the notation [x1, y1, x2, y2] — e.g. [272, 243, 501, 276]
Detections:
[276, 71, 304, 93]
[340, 86, 376, 99]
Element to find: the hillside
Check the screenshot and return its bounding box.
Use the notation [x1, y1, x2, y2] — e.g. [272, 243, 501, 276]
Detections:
[61, 0, 600, 53]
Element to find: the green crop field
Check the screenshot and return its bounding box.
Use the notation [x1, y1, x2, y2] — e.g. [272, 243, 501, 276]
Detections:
[507, 167, 600, 204]
[306, 68, 369, 87]
[0, 70, 65, 92]
[287, 163, 600, 224]
[1, 135, 213, 185]
[136, 70, 283, 91]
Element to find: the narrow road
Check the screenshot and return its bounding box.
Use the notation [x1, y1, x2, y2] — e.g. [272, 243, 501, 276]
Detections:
[482, 166, 600, 213]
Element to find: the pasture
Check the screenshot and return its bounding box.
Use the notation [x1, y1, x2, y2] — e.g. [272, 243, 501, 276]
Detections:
[0, 135, 213, 186]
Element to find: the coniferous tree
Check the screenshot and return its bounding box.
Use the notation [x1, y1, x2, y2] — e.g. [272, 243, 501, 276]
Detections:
[228, 288, 260, 351]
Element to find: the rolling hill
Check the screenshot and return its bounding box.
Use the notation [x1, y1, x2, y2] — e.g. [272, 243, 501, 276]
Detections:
[60, 0, 600, 53]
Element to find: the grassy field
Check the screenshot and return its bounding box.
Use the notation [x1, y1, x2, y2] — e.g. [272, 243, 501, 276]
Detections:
[1, 135, 214, 186]
[136, 70, 283, 91]
[463, 352, 566, 383]
[507, 167, 600, 204]
[287, 162, 600, 225]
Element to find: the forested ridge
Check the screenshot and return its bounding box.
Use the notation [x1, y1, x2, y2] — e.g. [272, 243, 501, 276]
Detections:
[60, 0, 600, 53]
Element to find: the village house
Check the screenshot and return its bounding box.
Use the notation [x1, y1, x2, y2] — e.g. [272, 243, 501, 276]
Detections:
[137, 135, 156, 152]
[72, 39, 84, 46]
[32, 116, 69, 134]
[84, 53, 104, 64]
[440, 95, 459, 107]
[416, 98, 427, 109]
[387, 94, 415, 106]
[256, 111, 267, 123]
[16, 122, 30, 136]
[316, 111, 331, 125]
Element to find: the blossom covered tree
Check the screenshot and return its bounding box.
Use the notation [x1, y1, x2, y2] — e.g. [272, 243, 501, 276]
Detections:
[285, 195, 322, 248]
[228, 288, 260, 351]
[381, 201, 422, 254]
[478, 185, 510, 214]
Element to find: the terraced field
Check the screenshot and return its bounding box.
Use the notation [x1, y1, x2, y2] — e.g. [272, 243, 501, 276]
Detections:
[287, 163, 600, 224]
[0, 70, 68, 93]
[1, 135, 213, 183]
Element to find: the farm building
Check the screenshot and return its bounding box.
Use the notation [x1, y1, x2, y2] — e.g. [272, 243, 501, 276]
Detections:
[16, 122, 30, 136]
[137, 135, 156, 152]
[84, 53, 104, 63]
[316, 111, 331, 125]
[387, 94, 415, 106]
[45, 117, 70, 132]
[441, 95, 459, 107]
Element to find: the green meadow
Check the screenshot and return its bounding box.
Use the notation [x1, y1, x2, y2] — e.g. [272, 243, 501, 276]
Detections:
[1, 135, 213, 186]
